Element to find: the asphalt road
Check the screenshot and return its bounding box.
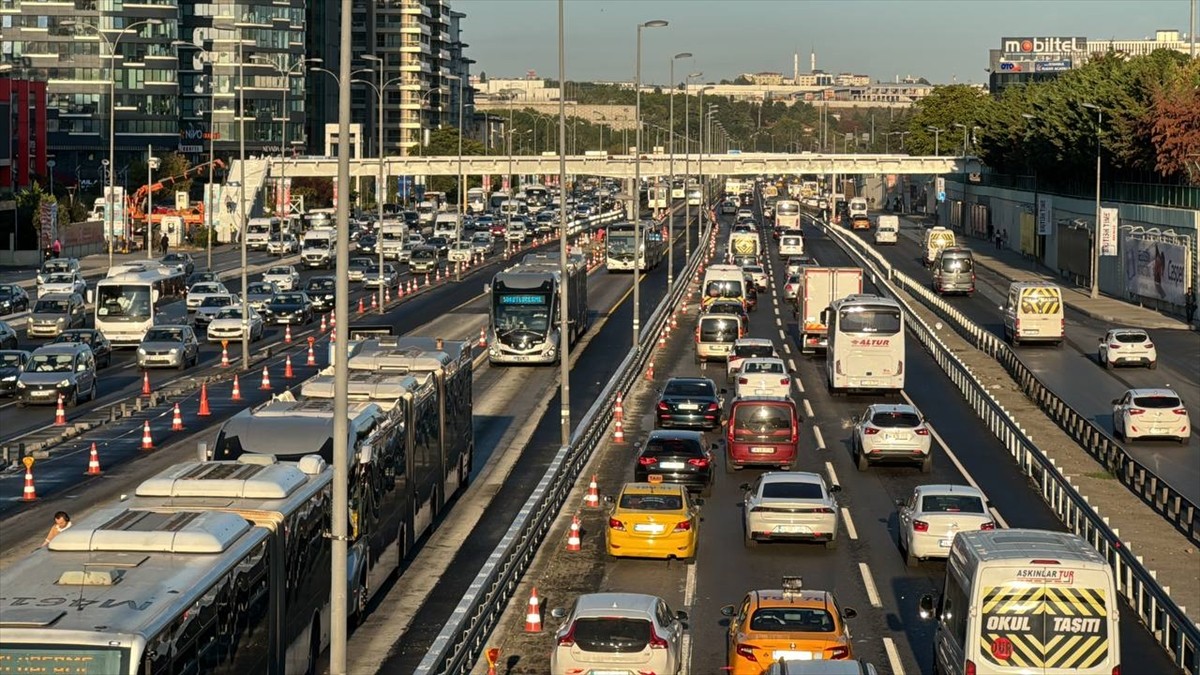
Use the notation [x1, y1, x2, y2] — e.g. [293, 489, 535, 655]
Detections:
[868, 223, 1200, 505]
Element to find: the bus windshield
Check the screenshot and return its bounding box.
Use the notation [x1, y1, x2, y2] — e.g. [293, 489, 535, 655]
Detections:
[0, 644, 129, 675]
[96, 285, 151, 318]
[493, 293, 551, 334]
[837, 307, 901, 334]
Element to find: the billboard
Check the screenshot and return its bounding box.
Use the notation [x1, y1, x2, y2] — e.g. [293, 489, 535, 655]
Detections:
[1123, 236, 1190, 305]
[1036, 195, 1053, 235]
[1098, 207, 1118, 257]
[1001, 37, 1087, 55]
[1035, 60, 1073, 73]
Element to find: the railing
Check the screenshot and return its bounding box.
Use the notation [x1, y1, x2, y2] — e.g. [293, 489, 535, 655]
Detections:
[415, 202, 716, 675]
[820, 220, 1200, 674]
[956, 173, 1200, 210]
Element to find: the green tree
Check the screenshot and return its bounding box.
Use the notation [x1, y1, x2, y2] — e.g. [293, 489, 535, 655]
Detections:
[420, 127, 488, 200]
[904, 85, 990, 155]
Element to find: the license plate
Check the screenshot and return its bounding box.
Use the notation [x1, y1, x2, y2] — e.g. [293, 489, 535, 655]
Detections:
[1152, 428, 1167, 434]
[750, 446, 774, 454]
[860, 379, 876, 386]
[939, 539, 953, 548]
[31, 390, 53, 397]
[679, 403, 699, 411]
[633, 523, 664, 534]
[713, 345, 729, 353]
[659, 461, 685, 469]
[775, 525, 812, 534]
[773, 651, 816, 661]
[1025, 329, 1040, 335]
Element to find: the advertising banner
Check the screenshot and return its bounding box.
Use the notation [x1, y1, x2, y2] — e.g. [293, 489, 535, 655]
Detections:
[39, 202, 58, 249]
[281, 178, 292, 217]
[1098, 207, 1118, 257]
[175, 190, 189, 211]
[1123, 236, 1190, 305]
[103, 186, 127, 238]
[1001, 37, 1087, 55]
[332, 176, 338, 209]
[1036, 195, 1053, 236]
[204, 183, 220, 227]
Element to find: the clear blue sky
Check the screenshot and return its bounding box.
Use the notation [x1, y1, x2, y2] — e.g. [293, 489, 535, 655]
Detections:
[454, 0, 1190, 85]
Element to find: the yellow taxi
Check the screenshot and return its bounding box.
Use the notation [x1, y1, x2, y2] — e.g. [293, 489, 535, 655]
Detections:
[720, 577, 858, 673]
[605, 478, 700, 561]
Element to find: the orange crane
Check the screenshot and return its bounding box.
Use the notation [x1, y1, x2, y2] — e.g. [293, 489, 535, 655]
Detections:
[127, 159, 226, 228]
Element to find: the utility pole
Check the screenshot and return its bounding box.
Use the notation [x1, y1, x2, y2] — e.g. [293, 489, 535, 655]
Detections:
[557, 0, 571, 447]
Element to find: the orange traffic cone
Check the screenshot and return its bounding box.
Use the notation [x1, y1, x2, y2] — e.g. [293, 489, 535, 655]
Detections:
[284, 323, 292, 344]
[584, 475, 600, 508]
[284, 355, 295, 379]
[21, 460, 36, 501]
[330, 312, 336, 329]
[524, 588, 542, 633]
[320, 313, 328, 332]
[86, 442, 102, 475]
[613, 417, 625, 443]
[397, 283, 405, 299]
[142, 371, 152, 396]
[478, 327, 487, 348]
[384, 286, 391, 303]
[54, 393, 66, 426]
[671, 313, 678, 330]
[645, 360, 655, 381]
[141, 420, 154, 450]
[231, 374, 243, 401]
[614, 393, 624, 423]
[171, 403, 185, 431]
[358, 297, 365, 313]
[658, 331, 667, 349]
[566, 515, 581, 552]
[259, 365, 272, 391]
[307, 337, 317, 366]
[370, 293, 378, 310]
[221, 343, 230, 367]
[198, 382, 212, 416]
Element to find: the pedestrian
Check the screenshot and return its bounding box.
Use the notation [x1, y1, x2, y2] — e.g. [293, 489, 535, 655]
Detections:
[1001, 230, 1009, 249]
[160, 233, 170, 256]
[41, 511, 71, 547]
[51, 238, 62, 258]
[1186, 286, 1197, 326]
[995, 231, 1002, 250]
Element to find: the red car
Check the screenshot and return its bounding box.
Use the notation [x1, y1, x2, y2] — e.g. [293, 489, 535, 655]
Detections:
[725, 397, 801, 472]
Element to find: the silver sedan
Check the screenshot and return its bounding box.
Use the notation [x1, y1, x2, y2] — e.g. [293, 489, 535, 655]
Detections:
[742, 471, 841, 549]
[137, 325, 201, 369]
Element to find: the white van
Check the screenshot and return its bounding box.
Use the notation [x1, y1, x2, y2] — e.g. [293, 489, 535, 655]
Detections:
[779, 233, 805, 257]
[923, 226, 957, 267]
[701, 264, 746, 310]
[921, 529, 1119, 675]
[1001, 281, 1065, 346]
[466, 188, 487, 214]
[848, 197, 868, 219]
[433, 213, 462, 241]
[875, 215, 899, 245]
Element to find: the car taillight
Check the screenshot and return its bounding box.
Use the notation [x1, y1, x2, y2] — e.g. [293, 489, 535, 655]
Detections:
[780, 377, 790, 386]
[673, 520, 692, 532]
[835, 359, 843, 375]
[657, 401, 669, 411]
[1129, 409, 1145, 415]
[1144, 343, 1153, 349]
[1109, 343, 1121, 350]
[826, 646, 850, 659]
[914, 520, 930, 532]
[557, 623, 576, 647]
[1174, 408, 1188, 415]
[638, 456, 658, 466]
[608, 518, 625, 531]
[687, 458, 709, 468]
[915, 428, 930, 436]
[864, 427, 880, 435]
[648, 625, 669, 649]
[966, 660, 976, 675]
[706, 402, 719, 411]
[738, 377, 748, 384]
[981, 521, 996, 530]
[1112, 666, 1120, 675]
[735, 644, 759, 661]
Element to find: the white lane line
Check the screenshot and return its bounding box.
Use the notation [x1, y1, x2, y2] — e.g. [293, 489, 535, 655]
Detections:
[773, 305, 780, 316]
[774, 317, 782, 327]
[824, 460, 840, 488]
[859, 562, 883, 608]
[777, 329, 786, 341]
[813, 425, 826, 450]
[787, 358, 797, 371]
[681, 562, 697, 675]
[900, 390, 1010, 529]
[883, 637, 907, 675]
[781, 342, 792, 354]
[802, 399, 814, 419]
[794, 376, 805, 393]
[841, 507, 859, 540]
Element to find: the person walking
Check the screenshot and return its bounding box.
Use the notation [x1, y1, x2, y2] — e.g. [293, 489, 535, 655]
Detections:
[160, 232, 170, 256]
[51, 238, 62, 258]
[41, 511, 71, 547]
[1186, 286, 1196, 326]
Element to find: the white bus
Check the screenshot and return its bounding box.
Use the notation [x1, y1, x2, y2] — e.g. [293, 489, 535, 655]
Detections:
[824, 293, 905, 394]
[775, 199, 802, 230]
[605, 221, 665, 271]
[94, 268, 186, 346]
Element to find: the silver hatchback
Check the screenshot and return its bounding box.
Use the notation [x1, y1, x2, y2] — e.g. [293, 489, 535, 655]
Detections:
[550, 592, 688, 675]
[852, 403, 933, 472]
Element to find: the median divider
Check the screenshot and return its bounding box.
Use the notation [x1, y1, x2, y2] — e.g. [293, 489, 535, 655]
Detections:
[817, 218, 1200, 674]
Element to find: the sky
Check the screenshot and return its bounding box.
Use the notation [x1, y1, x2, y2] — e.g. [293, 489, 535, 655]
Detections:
[454, 0, 1192, 85]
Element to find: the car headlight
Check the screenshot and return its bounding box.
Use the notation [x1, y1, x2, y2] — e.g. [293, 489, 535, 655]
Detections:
[138, 347, 147, 355]
[55, 317, 66, 323]
[2, 375, 15, 382]
[169, 348, 179, 354]
[17, 380, 26, 388]
[59, 379, 71, 388]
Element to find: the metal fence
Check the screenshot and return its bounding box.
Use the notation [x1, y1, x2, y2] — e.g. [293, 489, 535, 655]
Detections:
[969, 173, 1200, 210]
[822, 222, 1200, 674]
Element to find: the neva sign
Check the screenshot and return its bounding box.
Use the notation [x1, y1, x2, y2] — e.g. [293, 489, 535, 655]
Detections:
[1001, 37, 1087, 55]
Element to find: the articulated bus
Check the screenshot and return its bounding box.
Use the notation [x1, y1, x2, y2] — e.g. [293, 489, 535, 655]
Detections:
[774, 199, 802, 230]
[824, 294, 906, 395]
[605, 221, 665, 271]
[486, 251, 588, 365]
[95, 267, 186, 346]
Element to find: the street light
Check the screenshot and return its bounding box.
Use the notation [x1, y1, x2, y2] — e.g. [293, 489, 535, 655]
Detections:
[667, 51, 691, 287]
[632, 19, 668, 348]
[926, 126, 945, 156]
[252, 53, 312, 228]
[171, 40, 221, 271]
[683, 72, 702, 260]
[1082, 102, 1103, 299]
[701, 101, 718, 216]
[64, 17, 163, 267]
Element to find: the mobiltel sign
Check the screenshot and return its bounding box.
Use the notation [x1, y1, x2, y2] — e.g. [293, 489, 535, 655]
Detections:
[1002, 37, 1088, 55]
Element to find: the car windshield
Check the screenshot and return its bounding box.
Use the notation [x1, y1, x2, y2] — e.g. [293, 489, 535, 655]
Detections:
[34, 299, 69, 313]
[46, 274, 75, 283]
[54, 332, 93, 344]
[744, 266, 764, 274]
[940, 257, 973, 272]
[307, 280, 335, 291]
[268, 267, 292, 276]
[699, 317, 739, 342]
[1113, 332, 1149, 344]
[0, 353, 25, 367]
[200, 296, 232, 308]
[870, 411, 922, 428]
[350, 259, 372, 268]
[618, 493, 683, 510]
[144, 329, 184, 342]
[473, 234, 491, 242]
[750, 607, 835, 633]
[248, 284, 273, 294]
[191, 284, 221, 294]
[30, 354, 74, 372]
[761, 481, 824, 500]
[215, 309, 243, 320]
[664, 380, 714, 398]
[412, 249, 436, 260]
[41, 261, 71, 274]
[921, 494, 985, 513]
[570, 618, 652, 653]
[1133, 395, 1182, 409]
[0, 285, 19, 297]
[742, 361, 784, 374]
[163, 254, 185, 262]
[837, 308, 902, 334]
[274, 294, 306, 304]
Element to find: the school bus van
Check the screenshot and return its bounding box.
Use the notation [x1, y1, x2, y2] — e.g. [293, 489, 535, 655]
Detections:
[923, 227, 957, 267]
[920, 529, 1120, 675]
[1001, 281, 1065, 347]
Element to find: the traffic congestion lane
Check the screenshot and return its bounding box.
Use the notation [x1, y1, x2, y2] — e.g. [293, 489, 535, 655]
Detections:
[861, 224, 1200, 504]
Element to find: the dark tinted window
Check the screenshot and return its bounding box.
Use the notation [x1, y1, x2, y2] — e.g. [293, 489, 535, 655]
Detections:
[735, 345, 775, 359]
[35, 300, 69, 312]
[837, 308, 902, 334]
[275, 294, 307, 304]
[708, 302, 743, 316]
[0, 353, 26, 367]
[664, 380, 714, 397]
[732, 404, 794, 439]
[870, 411, 921, 428]
[761, 481, 824, 500]
[643, 437, 704, 457]
[921, 495, 985, 513]
[570, 618, 651, 653]
[1113, 332, 1149, 344]
[1133, 395, 1182, 409]
[618, 493, 683, 510]
[750, 608, 834, 632]
[699, 318, 739, 342]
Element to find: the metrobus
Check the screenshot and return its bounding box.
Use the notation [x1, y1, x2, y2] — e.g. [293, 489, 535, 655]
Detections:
[775, 199, 802, 230]
[94, 267, 186, 346]
[523, 185, 550, 211]
[605, 221, 664, 271]
[824, 294, 906, 395]
[486, 251, 588, 365]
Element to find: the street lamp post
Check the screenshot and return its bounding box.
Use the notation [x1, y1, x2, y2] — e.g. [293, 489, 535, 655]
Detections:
[667, 51, 691, 288]
[700, 100, 718, 218]
[1083, 102, 1103, 299]
[556, 0, 570, 446]
[145, 148, 158, 259]
[171, 40, 220, 270]
[252, 53, 310, 231]
[683, 73, 702, 260]
[926, 126, 945, 156]
[632, 19, 668, 348]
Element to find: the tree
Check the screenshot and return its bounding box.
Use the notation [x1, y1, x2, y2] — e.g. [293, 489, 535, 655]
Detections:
[292, 177, 333, 209]
[1147, 58, 1200, 184]
[422, 127, 488, 199]
[904, 85, 990, 155]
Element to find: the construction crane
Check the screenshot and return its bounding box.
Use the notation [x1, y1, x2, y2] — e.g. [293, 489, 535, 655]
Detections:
[127, 159, 226, 228]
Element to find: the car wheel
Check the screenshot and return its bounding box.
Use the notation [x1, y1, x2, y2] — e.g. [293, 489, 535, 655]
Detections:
[904, 538, 919, 568]
[856, 447, 869, 472]
[66, 389, 78, 408]
[1113, 418, 1124, 440]
[1100, 351, 1110, 368]
[920, 454, 933, 474]
[743, 524, 758, 549]
[88, 381, 97, 403]
[825, 535, 838, 550]
[1149, 360, 1158, 370]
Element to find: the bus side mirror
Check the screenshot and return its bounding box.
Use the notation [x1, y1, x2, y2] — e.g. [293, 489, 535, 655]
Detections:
[820, 308, 829, 324]
[197, 441, 212, 462]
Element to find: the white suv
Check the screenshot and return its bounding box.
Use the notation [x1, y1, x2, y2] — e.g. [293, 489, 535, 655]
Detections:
[550, 593, 688, 675]
[1097, 328, 1157, 369]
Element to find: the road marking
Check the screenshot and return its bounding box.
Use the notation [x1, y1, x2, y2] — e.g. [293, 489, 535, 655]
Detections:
[900, 390, 1010, 529]
[813, 425, 826, 450]
[781, 342, 792, 355]
[777, 329, 786, 342]
[824, 460, 840, 486]
[774, 317, 782, 327]
[773, 305, 780, 316]
[680, 562, 697, 675]
[794, 376, 805, 393]
[883, 637, 907, 675]
[841, 507, 858, 540]
[802, 399, 814, 418]
[787, 358, 797, 371]
[859, 562, 883, 608]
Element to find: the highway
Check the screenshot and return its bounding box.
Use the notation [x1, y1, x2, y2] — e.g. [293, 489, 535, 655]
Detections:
[479, 199, 1177, 674]
[867, 219, 1200, 505]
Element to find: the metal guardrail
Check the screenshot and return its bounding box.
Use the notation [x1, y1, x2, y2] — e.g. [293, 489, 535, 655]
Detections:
[415, 204, 717, 675]
[821, 222, 1200, 674]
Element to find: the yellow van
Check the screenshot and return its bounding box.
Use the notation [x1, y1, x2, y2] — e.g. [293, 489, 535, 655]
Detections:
[1001, 281, 1065, 346]
[923, 227, 956, 267]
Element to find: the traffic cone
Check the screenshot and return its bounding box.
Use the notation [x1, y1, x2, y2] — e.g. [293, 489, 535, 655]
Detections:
[566, 514, 582, 552]
[284, 324, 292, 344]
[358, 297, 365, 313]
[614, 392, 624, 422]
[613, 417, 625, 443]
[396, 283, 404, 299]
[306, 338, 317, 366]
[371, 293, 378, 311]
[259, 365, 272, 391]
[198, 382, 212, 416]
[330, 326, 337, 343]
[671, 313, 678, 330]
[320, 314, 327, 332]
[221, 343, 230, 367]
[645, 360, 655, 381]
[54, 393, 66, 426]
[86, 442, 102, 475]
[479, 327, 487, 348]
[171, 403, 185, 431]
[284, 355, 295, 379]
[524, 588, 542, 633]
[21, 462, 36, 501]
[658, 331, 667, 349]
[584, 475, 600, 508]
[330, 312, 336, 329]
[141, 420, 154, 450]
[231, 374, 243, 401]
[384, 286, 391, 303]
[142, 371, 152, 396]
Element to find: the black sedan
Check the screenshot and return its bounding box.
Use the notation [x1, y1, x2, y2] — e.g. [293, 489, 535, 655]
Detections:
[426, 236, 450, 257]
[304, 276, 337, 312]
[705, 300, 750, 324]
[357, 234, 378, 255]
[261, 292, 314, 325]
[0, 284, 31, 315]
[655, 376, 724, 430]
[0, 349, 31, 397]
[634, 429, 714, 496]
[186, 271, 218, 286]
[51, 329, 113, 369]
